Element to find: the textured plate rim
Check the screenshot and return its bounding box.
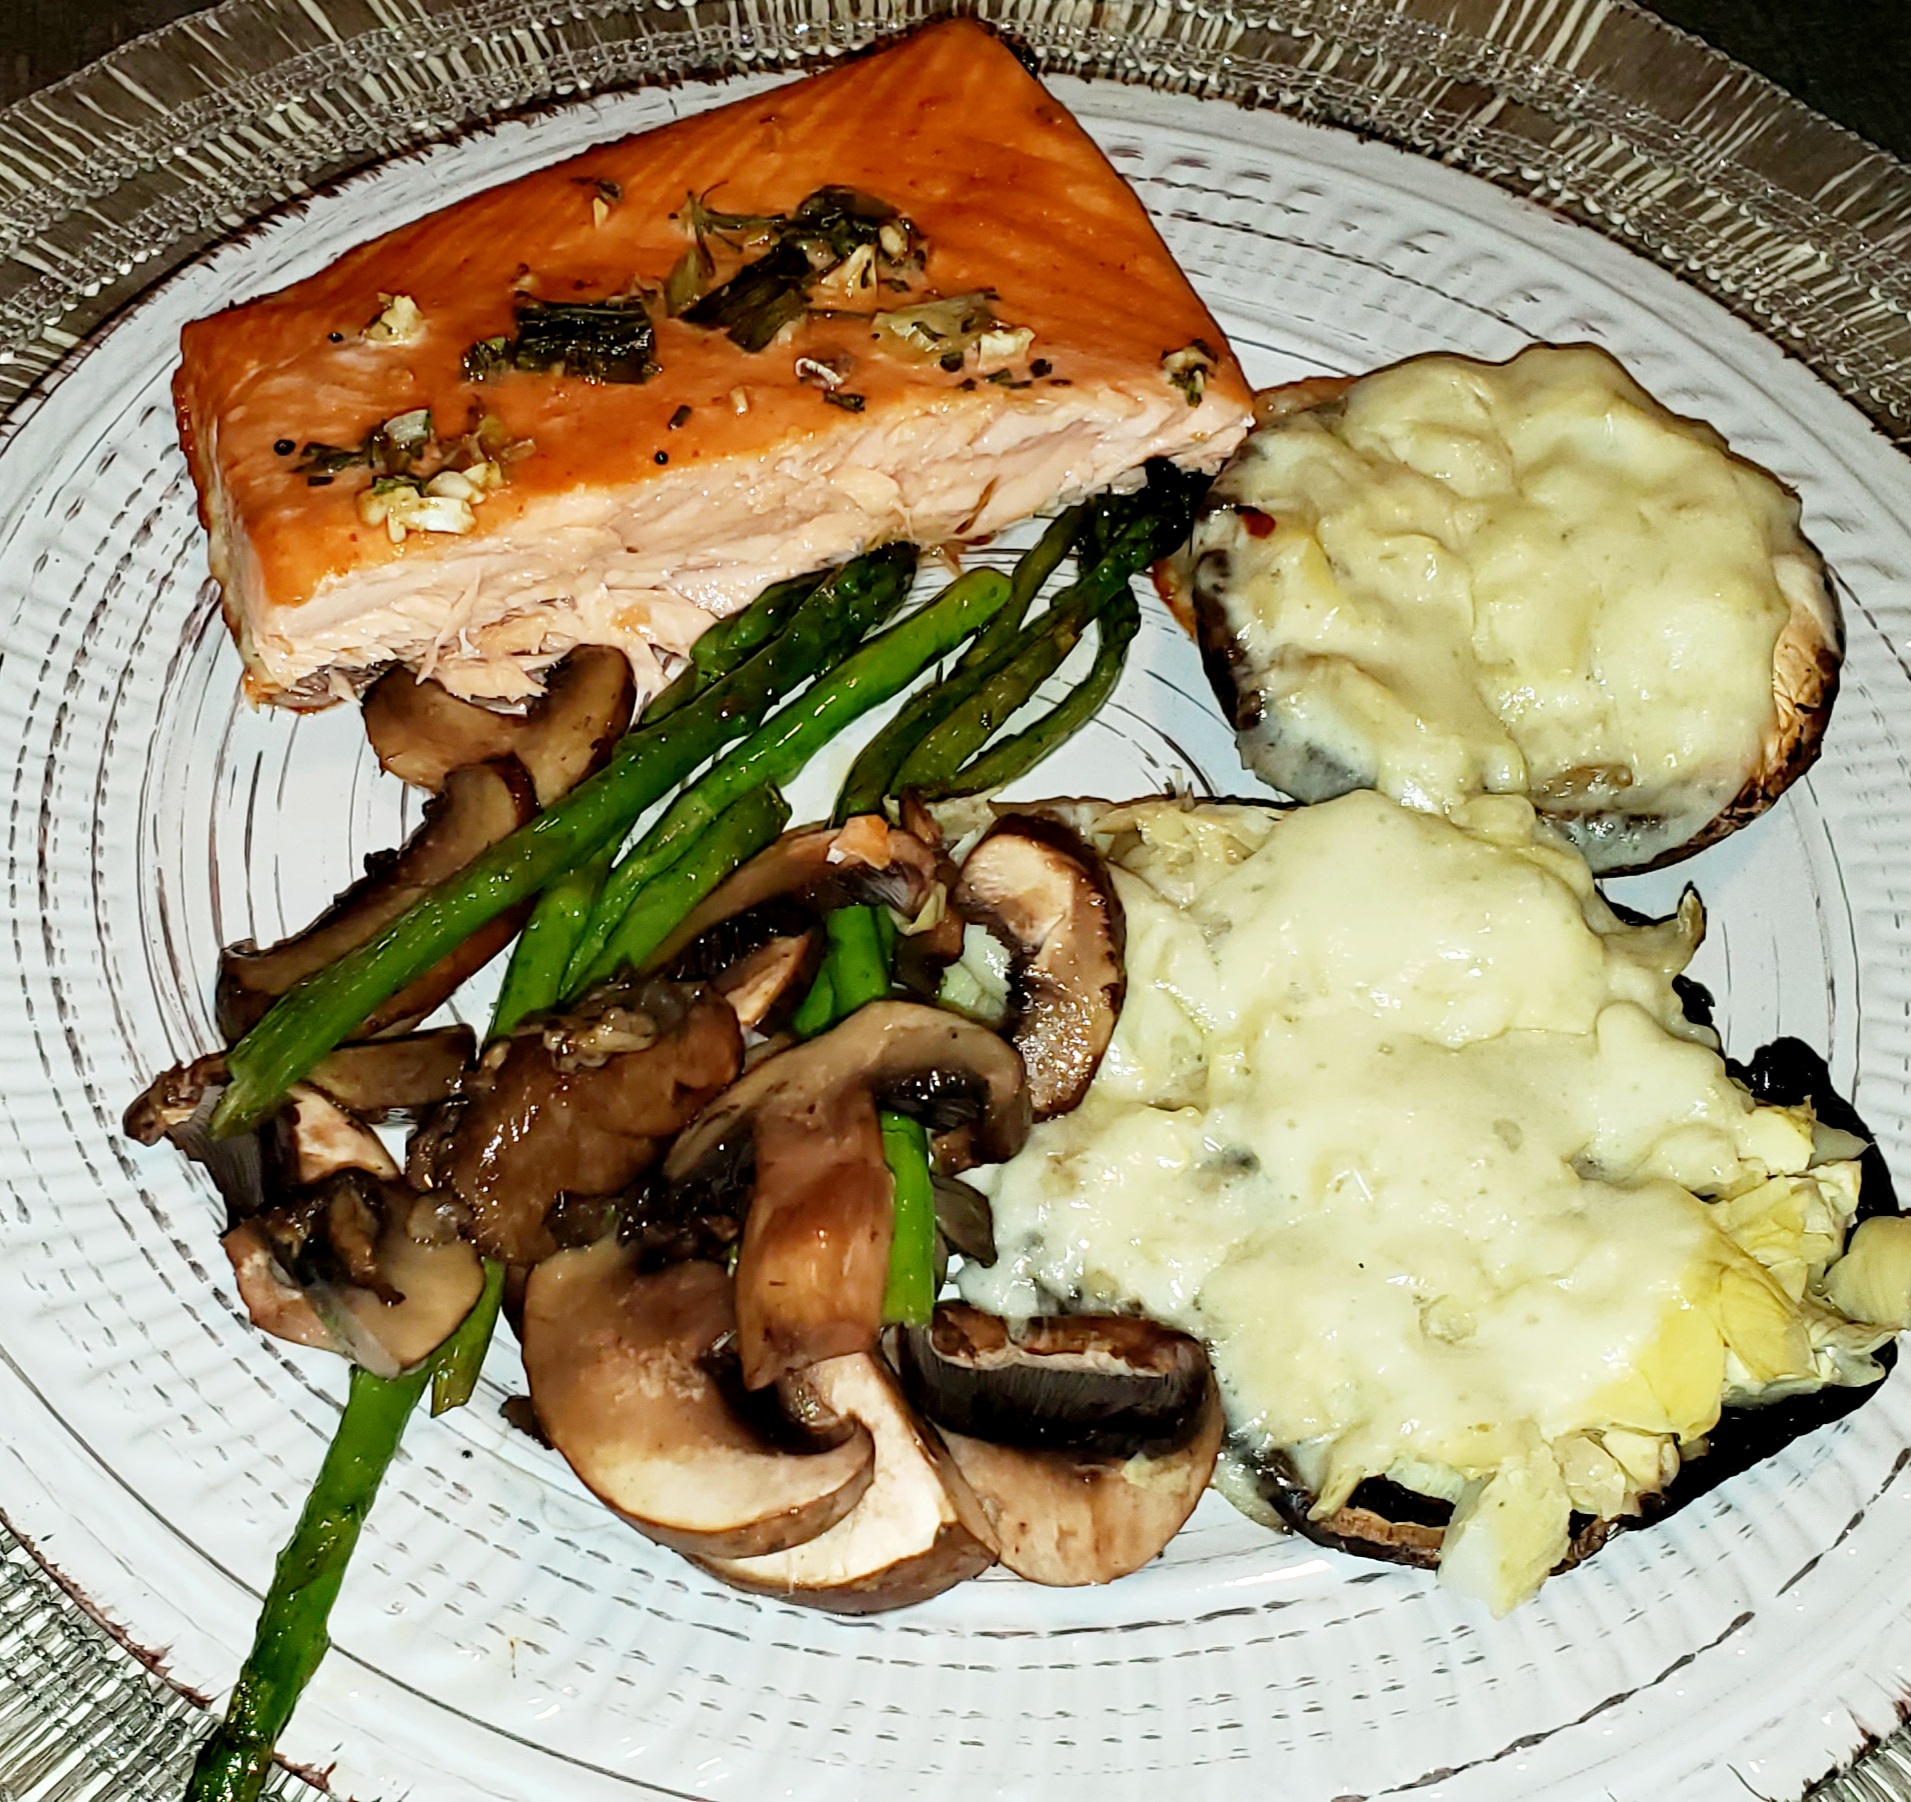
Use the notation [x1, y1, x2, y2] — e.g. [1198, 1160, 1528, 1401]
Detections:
[1, 3, 1910, 1799]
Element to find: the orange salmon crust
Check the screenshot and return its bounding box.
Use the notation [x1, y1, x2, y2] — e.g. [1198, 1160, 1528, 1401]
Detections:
[174, 20, 1253, 708]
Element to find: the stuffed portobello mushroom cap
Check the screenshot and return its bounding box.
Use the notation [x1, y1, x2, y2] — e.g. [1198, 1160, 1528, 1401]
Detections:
[1160, 345, 1842, 876]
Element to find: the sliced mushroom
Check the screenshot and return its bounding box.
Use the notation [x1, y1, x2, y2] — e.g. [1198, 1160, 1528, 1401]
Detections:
[952, 818, 1125, 1119]
[151, 1078, 485, 1376]
[662, 1002, 1030, 1388]
[240, 1185, 483, 1377]
[893, 1306, 1209, 1455]
[124, 1051, 230, 1148]
[932, 1172, 996, 1267]
[666, 1001, 1030, 1180]
[522, 1242, 875, 1558]
[363, 645, 636, 806]
[893, 1305, 1223, 1585]
[935, 1389, 1223, 1587]
[216, 758, 538, 1042]
[411, 975, 742, 1265]
[279, 1084, 400, 1185]
[305, 1027, 476, 1120]
[127, 1030, 474, 1140]
[705, 930, 822, 1034]
[695, 1350, 997, 1612]
[657, 815, 940, 975]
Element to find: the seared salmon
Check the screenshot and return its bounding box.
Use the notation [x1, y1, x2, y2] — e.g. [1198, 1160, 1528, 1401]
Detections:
[175, 20, 1252, 707]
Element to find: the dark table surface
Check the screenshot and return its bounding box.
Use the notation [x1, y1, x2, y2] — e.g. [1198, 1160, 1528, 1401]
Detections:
[3, 0, 1909, 162]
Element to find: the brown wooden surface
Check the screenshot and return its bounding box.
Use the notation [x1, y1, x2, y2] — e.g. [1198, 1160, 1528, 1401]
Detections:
[3, 0, 1909, 161]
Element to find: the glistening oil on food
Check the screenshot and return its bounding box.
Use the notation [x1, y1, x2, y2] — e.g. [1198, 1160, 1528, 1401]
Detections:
[117, 15, 1910, 1796]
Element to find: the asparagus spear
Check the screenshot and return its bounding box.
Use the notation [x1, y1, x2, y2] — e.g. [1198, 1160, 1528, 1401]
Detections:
[642, 570, 823, 721]
[211, 546, 915, 1139]
[878, 1113, 937, 1326]
[564, 564, 1013, 992]
[595, 785, 790, 978]
[430, 1256, 508, 1417]
[893, 590, 1097, 792]
[185, 1259, 505, 1801]
[931, 587, 1142, 800]
[789, 905, 891, 1039]
[787, 905, 936, 1325]
[831, 568, 1017, 822]
[487, 847, 614, 1040]
[951, 506, 1080, 675]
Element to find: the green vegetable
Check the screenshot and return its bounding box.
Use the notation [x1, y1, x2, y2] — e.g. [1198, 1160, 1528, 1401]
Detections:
[893, 590, 1094, 793]
[789, 908, 937, 1324]
[462, 295, 659, 385]
[430, 1258, 505, 1417]
[210, 548, 913, 1140]
[185, 1295, 492, 1802]
[830, 569, 1012, 822]
[892, 469, 1207, 797]
[645, 570, 826, 720]
[488, 848, 613, 1041]
[566, 558, 1007, 992]
[936, 588, 1141, 799]
[879, 1113, 937, 1327]
[791, 906, 891, 1038]
[992, 507, 1082, 646]
[599, 785, 790, 979]
[833, 518, 1076, 824]
[487, 573, 825, 1037]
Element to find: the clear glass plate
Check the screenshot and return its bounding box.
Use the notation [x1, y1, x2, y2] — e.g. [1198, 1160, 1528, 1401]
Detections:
[1, 6, 1910, 1800]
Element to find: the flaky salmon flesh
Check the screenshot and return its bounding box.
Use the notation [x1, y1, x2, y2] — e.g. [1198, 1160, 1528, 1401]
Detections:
[173, 20, 1253, 708]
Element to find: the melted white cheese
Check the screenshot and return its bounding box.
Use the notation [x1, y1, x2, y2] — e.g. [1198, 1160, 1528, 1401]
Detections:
[962, 793, 1880, 1611]
[1190, 345, 1830, 870]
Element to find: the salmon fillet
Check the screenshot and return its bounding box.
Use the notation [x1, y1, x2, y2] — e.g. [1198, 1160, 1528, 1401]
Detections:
[174, 20, 1253, 708]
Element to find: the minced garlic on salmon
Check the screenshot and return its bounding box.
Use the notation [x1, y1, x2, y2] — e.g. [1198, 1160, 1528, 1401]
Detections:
[173, 20, 1253, 708]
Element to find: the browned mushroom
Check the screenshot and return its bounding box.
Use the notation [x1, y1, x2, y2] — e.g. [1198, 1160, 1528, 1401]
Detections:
[661, 1002, 1030, 1389]
[695, 1350, 997, 1611]
[226, 1183, 484, 1377]
[893, 1304, 1222, 1585]
[150, 1078, 485, 1376]
[303, 1027, 476, 1119]
[1159, 357, 1845, 877]
[410, 974, 742, 1265]
[654, 816, 942, 1033]
[363, 644, 636, 806]
[703, 932, 822, 1034]
[216, 758, 538, 1041]
[126, 1030, 475, 1140]
[522, 1241, 875, 1558]
[951, 817, 1125, 1119]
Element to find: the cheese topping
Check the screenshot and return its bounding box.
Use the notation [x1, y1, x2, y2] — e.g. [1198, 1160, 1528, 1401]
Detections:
[1188, 345, 1831, 870]
[961, 794, 1887, 1611]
